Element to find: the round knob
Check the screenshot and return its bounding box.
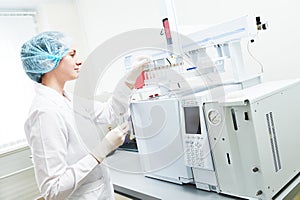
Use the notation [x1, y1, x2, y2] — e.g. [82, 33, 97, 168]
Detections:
[252, 167, 259, 172]
[256, 190, 263, 196]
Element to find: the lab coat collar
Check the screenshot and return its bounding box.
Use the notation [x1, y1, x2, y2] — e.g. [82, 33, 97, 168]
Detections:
[34, 83, 73, 109]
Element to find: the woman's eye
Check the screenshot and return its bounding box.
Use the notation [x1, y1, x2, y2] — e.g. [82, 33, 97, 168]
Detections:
[69, 49, 76, 57]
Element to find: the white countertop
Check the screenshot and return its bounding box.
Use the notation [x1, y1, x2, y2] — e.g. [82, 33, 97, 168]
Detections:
[106, 150, 237, 200]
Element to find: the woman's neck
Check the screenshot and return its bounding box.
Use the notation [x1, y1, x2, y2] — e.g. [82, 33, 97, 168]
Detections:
[41, 75, 65, 96]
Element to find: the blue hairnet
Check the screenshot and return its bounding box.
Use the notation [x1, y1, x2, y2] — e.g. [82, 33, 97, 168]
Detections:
[20, 31, 72, 82]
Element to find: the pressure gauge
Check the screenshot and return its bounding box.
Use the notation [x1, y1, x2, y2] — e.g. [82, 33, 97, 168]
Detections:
[207, 109, 222, 126]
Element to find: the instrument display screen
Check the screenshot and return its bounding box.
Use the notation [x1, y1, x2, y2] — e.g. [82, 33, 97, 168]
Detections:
[184, 107, 201, 134]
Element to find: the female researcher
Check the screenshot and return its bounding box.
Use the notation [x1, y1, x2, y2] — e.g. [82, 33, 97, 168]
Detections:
[21, 31, 150, 199]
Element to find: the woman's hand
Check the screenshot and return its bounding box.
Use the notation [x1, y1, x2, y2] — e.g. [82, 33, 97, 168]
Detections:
[125, 56, 151, 88]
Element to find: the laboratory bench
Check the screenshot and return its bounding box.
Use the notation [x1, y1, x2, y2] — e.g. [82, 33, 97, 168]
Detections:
[107, 150, 300, 200]
[107, 150, 239, 200]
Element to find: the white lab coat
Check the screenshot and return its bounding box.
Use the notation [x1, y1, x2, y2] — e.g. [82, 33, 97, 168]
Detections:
[24, 82, 131, 200]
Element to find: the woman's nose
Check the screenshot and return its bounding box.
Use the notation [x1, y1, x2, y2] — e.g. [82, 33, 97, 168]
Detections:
[76, 59, 82, 66]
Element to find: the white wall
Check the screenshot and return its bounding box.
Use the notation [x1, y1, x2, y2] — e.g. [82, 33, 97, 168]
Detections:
[36, 1, 86, 56]
[75, 0, 163, 52]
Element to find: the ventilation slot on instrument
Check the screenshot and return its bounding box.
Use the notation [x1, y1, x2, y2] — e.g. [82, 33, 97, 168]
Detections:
[226, 153, 231, 165]
[231, 108, 238, 131]
[244, 112, 249, 120]
[266, 112, 281, 172]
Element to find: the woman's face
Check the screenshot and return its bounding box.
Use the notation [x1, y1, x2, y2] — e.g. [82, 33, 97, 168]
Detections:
[52, 47, 82, 82]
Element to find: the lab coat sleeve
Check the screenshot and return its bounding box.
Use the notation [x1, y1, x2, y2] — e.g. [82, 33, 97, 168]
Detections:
[81, 81, 132, 124]
[26, 110, 98, 200]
